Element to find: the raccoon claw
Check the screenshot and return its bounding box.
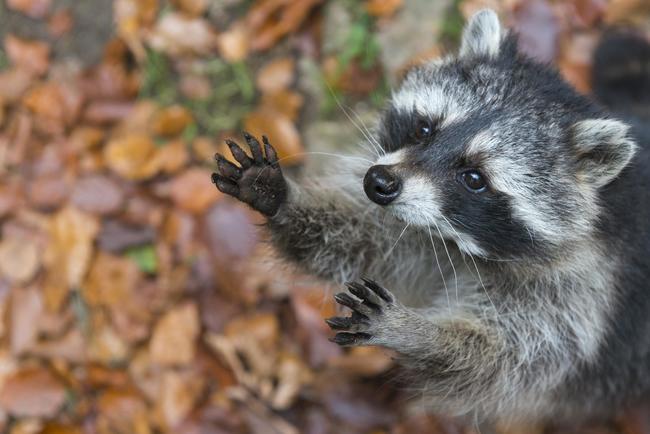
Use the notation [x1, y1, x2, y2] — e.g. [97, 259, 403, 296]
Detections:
[327, 278, 398, 347]
[212, 132, 288, 217]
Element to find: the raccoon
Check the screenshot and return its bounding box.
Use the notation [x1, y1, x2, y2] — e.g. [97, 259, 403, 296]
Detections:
[212, 9, 650, 424]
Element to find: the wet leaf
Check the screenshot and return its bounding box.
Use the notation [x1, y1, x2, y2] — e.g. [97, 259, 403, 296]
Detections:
[150, 303, 200, 366]
[0, 367, 66, 418]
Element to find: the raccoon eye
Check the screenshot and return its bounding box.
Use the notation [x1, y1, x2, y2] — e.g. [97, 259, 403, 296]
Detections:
[414, 118, 434, 140]
[459, 170, 487, 193]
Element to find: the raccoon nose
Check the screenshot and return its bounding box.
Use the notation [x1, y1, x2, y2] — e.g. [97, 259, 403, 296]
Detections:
[364, 165, 402, 205]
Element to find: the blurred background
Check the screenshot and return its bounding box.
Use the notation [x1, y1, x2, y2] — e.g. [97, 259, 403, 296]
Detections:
[0, 0, 649, 433]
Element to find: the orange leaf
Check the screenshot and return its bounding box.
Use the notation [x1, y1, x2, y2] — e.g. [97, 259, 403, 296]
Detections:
[244, 109, 304, 164]
[104, 133, 160, 180]
[365, 0, 402, 17]
[166, 168, 220, 214]
[256, 57, 295, 94]
[150, 303, 200, 366]
[151, 105, 194, 138]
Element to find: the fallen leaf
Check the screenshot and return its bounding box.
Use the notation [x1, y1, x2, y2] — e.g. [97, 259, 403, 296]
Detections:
[166, 168, 221, 214]
[0, 236, 40, 284]
[148, 13, 217, 56]
[247, 0, 323, 52]
[154, 370, 204, 430]
[0, 367, 66, 418]
[71, 175, 125, 215]
[88, 322, 130, 364]
[0, 68, 33, 103]
[7, 0, 51, 18]
[43, 207, 99, 309]
[154, 140, 190, 175]
[244, 109, 304, 164]
[260, 90, 304, 122]
[23, 82, 84, 133]
[97, 220, 157, 253]
[365, 0, 402, 17]
[150, 303, 200, 366]
[104, 133, 160, 180]
[97, 388, 151, 434]
[256, 58, 295, 94]
[216, 21, 251, 62]
[114, 0, 159, 59]
[27, 175, 69, 210]
[4, 34, 50, 76]
[171, 0, 208, 16]
[605, 0, 650, 25]
[83, 253, 141, 309]
[152, 105, 194, 137]
[10, 287, 43, 355]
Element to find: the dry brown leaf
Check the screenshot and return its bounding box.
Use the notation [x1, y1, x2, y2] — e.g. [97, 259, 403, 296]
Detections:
[154, 370, 204, 430]
[23, 82, 83, 133]
[365, 0, 403, 17]
[0, 367, 66, 418]
[148, 13, 217, 56]
[9, 287, 43, 355]
[104, 133, 160, 180]
[166, 168, 220, 214]
[150, 303, 200, 366]
[171, 0, 208, 16]
[71, 175, 125, 216]
[151, 105, 193, 137]
[83, 253, 141, 309]
[328, 347, 393, 377]
[605, 0, 650, 25]
[29, 328, 86, 363]
[0, 68, 33, 103]
[0, 236, 40, 285]
[88, 321, 130, 364]
[260, 90, 304, 122]
[7, 0, 51, 18]
[247, 0, 323, 51]
[256, 58, 295, 94]
[97, 388, 151, 434]
[4, 35, 50, 76]
[153, 140, 190, 175]
[216, 21, 251, 62]
[43, 207, 99, 310]
[27, 175, 69, 210]
[114, 0, 159, 59]
[243, 109, 303, 164]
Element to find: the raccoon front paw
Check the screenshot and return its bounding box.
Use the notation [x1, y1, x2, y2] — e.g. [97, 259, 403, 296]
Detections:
[212, 132, 287, 217]
[326, 277, 402, 347]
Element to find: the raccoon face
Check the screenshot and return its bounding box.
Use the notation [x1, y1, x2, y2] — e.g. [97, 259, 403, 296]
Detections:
[365, 10, 637, 261]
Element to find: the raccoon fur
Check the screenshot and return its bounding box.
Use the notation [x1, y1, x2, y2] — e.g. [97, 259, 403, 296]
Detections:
[212, 9, 650, 425]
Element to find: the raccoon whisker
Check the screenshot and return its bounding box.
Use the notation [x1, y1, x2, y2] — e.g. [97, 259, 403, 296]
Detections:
[273, 151, 375, 165]
[346, 104, 386, 156]
[427, 221, 452, 313]
[432, 220, 459, 304]
[441, 215, 498, 316]
[384, 222, 411, 261]
[325, 81, 383, 157]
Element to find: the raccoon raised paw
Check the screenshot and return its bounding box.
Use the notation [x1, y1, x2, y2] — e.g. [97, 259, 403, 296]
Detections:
[326, 278, 406, 347]
[212, 132, 288, 217]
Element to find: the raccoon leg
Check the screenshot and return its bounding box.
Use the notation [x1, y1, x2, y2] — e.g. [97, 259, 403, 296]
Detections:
[328, 278, 504, 392]
[214, 133, 418, 284]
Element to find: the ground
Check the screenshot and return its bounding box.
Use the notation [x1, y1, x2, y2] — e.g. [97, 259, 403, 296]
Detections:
[0, 0, 649, 433]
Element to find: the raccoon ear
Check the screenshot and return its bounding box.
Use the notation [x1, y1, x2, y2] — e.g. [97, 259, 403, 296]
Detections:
[460, 9, 503, 59]
[571, 119, 637, 188]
